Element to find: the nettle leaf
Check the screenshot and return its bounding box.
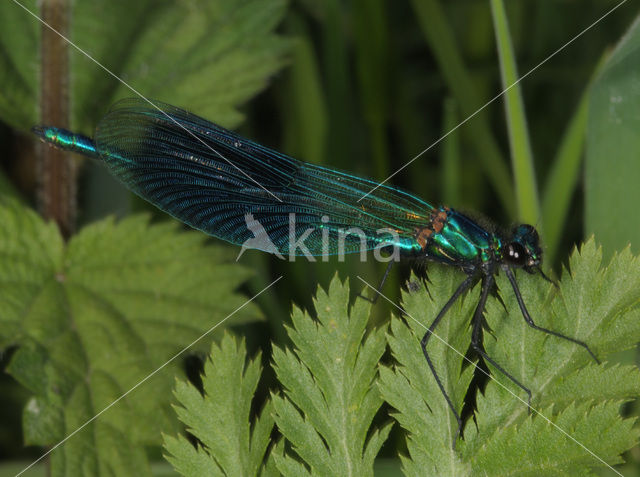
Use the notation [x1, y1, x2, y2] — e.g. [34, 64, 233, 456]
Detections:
[163, 333, 276, 477]
[271, 276, 392, 477]
[0, 198, 260, 476]
[381, 238, 640, 476]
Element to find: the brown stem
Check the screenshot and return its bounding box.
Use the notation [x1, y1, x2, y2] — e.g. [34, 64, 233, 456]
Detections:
[38, 0, 76, 238]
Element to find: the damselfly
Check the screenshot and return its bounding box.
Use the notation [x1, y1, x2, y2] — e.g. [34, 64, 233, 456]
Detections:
[33, 98, 598, 446]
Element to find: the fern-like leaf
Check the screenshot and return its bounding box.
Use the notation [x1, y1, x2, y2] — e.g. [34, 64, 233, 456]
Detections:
[379, 238, 640, 476]
[378, 265, 476, 476]
[271, 276, 392, 476]
[163, 333, 275, 477]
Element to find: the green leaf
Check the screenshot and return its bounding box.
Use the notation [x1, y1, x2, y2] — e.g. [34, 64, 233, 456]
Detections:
[381, 238, 640, 475]
[271, 276, 392, 476]
[410, 0, 514, 217]
[441, 98, 461, 206]
[0, 169, 21, 201]
[352, 0, 390, 178]
[542, 82, 590, 265]
[281, 15, 327, 166]
[0, 198, 260, 476]
[0, 0, 290, 131]
[586, 14, 640, 258]
[163, 333, 275, 477]
[378, 266, 477, 476]
[490, 0, 540, 225]
[470, 402, 636, 476]
[320, 0, 354, 169]
[0, 0, 39, 130]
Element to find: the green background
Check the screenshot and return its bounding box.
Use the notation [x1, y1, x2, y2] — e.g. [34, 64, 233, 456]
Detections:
[0, 0, 638, 475]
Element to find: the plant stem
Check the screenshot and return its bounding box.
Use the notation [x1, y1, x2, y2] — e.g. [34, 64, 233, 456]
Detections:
[38, 0, 76, 238]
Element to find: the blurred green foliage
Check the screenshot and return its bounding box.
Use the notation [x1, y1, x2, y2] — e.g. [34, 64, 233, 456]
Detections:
[0, 0, 639, 474]
[0, 197, 262, 476]
[586, 14, 640, 259]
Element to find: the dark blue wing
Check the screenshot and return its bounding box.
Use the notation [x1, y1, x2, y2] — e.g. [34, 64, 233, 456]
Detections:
[94, 98, 434, 256]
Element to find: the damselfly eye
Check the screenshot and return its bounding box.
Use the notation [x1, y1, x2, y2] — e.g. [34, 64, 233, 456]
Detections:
[508, 224, 542, 268]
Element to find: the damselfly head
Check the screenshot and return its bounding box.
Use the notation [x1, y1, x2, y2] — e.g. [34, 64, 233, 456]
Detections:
[505, 224, 542, 269]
